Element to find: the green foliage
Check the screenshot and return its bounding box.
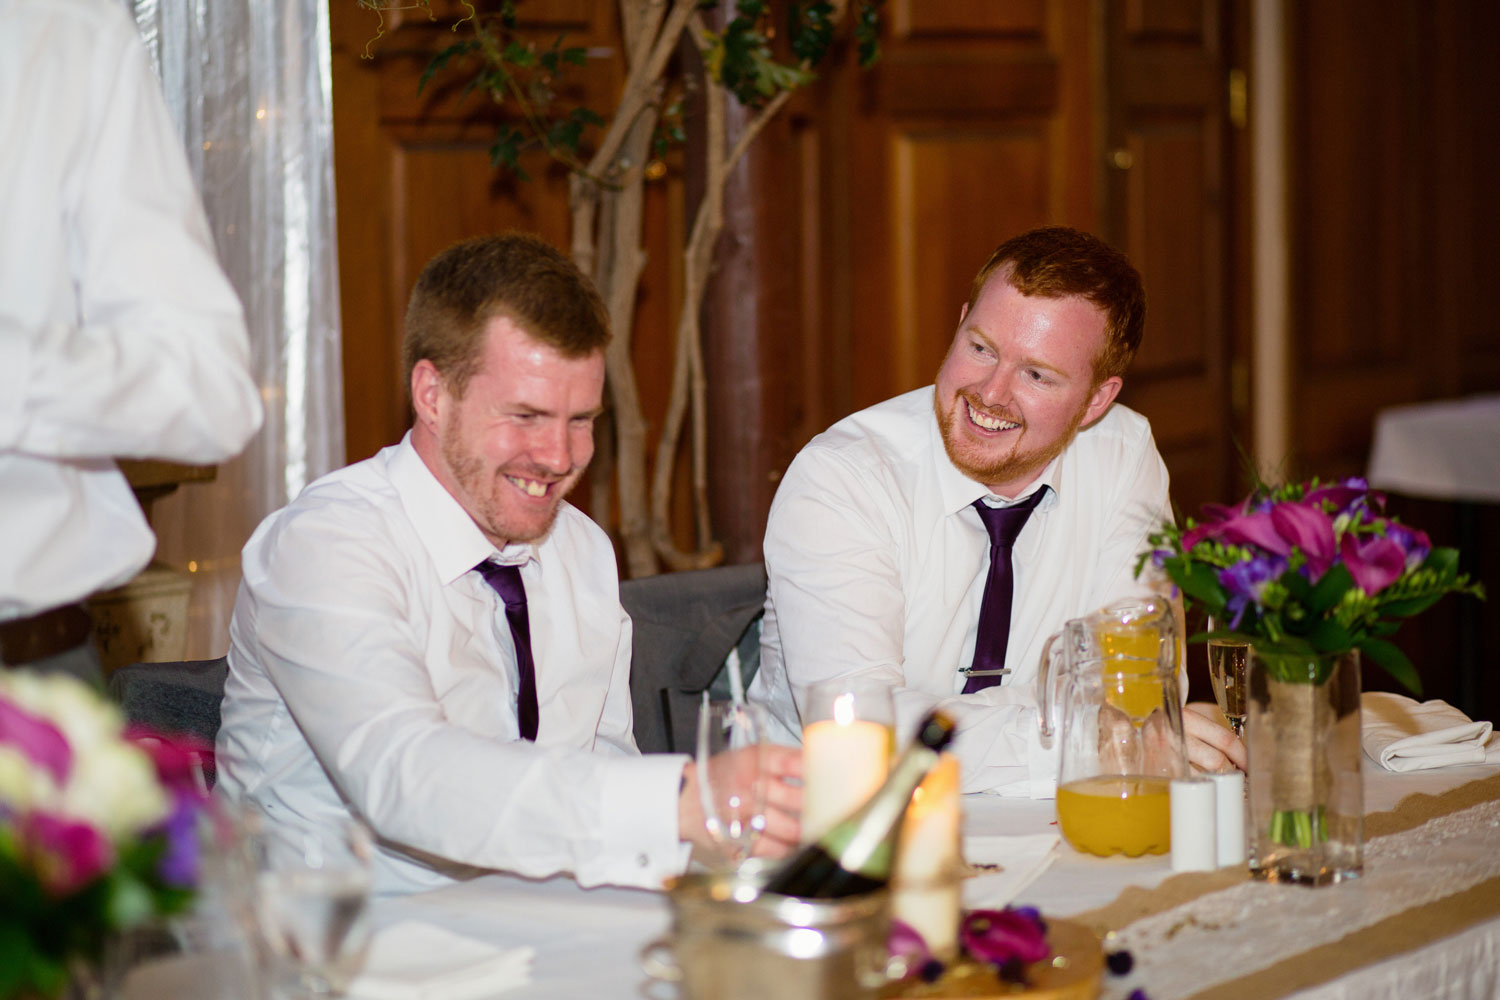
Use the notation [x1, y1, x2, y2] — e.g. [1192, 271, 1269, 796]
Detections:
[388, 1, 883, 180]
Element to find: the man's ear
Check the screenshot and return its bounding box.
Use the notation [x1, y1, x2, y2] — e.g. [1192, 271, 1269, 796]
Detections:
[1082, 375, 1123, 427]
[410, 359, 447, 432]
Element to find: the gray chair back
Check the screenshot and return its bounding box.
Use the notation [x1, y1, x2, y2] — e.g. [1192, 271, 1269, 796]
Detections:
[107, 656, 228, 783]
[622, 563, 766, 754]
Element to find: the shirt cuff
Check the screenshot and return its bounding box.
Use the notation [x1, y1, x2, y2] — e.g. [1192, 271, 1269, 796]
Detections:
[597, 752, 692, 889]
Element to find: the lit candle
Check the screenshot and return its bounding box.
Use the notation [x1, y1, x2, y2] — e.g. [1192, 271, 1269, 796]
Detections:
[801, 694, 891, 843]
[892, 753, 962, 960]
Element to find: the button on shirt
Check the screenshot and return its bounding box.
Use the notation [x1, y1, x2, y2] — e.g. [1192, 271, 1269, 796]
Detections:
[0, 0, 263, 620]
[748, 387, 1177, 797]
[216, 434, 688, 894]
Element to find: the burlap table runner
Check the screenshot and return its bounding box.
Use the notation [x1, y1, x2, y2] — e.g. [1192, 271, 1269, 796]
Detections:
[1072, 771, 1500, 1000]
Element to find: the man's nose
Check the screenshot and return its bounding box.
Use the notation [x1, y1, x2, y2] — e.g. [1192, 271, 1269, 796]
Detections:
[976, 365, 1014, 409]
[531, 422, 574, 475]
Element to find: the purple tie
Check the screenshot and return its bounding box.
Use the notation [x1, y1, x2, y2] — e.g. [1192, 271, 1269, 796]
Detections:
[476, 560, 539, 741]
[963, 490, 1047, 694]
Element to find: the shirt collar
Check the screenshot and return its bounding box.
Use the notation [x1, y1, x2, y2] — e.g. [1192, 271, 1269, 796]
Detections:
[926, 402, 1064, 517]
[388, 432, 537, 585]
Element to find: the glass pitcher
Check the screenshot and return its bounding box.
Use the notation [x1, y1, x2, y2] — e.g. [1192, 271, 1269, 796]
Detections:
[1036, 596, 1179, 743]
[1053, 655, 1189, 857]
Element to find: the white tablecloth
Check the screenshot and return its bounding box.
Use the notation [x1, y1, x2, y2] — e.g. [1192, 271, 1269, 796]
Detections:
[1367, 394, 1500, 502]
[363, 762, 1500, 1000]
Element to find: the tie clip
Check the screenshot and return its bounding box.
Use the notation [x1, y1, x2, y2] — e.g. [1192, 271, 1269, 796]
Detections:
[959, 667, 1011, 677]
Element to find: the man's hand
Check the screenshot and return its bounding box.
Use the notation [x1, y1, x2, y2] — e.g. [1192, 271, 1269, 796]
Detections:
[1183, 701, 1246, 772]
[677, 744, 803, 860]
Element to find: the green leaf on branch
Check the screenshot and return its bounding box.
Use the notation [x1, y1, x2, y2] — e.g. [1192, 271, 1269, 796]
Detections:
[489, 127, 529, 178]
[503, 40, 535, 68]
[788, 2, 836, 64]
[1358, 637, 1422, 695]
[419, 39, 481, 95]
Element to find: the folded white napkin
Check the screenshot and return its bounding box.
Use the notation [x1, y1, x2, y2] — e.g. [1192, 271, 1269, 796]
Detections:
[960, 833, 1059, 909]
[349, 921, 534, 1000]
[1362, 692, 1499, 773]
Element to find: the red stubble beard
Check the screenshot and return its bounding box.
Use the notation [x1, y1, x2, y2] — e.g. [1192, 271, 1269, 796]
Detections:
[934, 388, 1086, 494]
[441, 422, 580, 547]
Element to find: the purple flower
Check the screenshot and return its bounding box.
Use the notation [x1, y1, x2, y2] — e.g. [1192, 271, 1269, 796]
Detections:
[960, 908, 1050, 967]
[888, 918, 932, 962]
[1269, 502, 1337, 578]
[0, 696, 72, 785]
[21, 812, 113, 897]
[156, 791, 203, 888]
[1384, 521, 1431, 571]
[1218, 555, 1286, 628]
[1303, 477, 1377, 517]
[1340, 532, 1407, 595]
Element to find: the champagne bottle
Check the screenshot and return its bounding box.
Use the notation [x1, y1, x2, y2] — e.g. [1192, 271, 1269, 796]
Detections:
[762, 710, 957, 899]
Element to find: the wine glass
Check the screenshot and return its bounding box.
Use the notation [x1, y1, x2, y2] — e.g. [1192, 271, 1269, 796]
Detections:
[1206, 616, 1251, 737]
[248, 810, 375, 998]
[695, 696, 768, 868]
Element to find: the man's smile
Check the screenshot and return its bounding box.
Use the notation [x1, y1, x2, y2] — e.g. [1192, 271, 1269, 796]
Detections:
[504, 474, 554, 498]
[965, 398, 1021, 433]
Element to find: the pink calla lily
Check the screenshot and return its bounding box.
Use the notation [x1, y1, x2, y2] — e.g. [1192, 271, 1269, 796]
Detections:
[1340, 532, 1407, 595]
[1220, 511, 1292, 557]
[1269, 502, 1337, 578]
[0, 697, 72, 785]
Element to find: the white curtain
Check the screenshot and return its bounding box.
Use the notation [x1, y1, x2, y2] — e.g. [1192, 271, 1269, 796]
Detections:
[125, 0, 345, 658]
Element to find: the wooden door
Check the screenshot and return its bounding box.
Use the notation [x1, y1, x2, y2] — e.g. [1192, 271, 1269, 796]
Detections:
[1102, 0, 1248, 524]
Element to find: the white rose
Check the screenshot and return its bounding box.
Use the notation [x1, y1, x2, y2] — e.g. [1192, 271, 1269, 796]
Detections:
[0, 744, 59, 813]
[61, 740, 170, 837]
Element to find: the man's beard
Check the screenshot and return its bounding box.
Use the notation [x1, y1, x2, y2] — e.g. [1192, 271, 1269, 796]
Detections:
[934, 390, 1086, 492]
[442, 422, 574, 545]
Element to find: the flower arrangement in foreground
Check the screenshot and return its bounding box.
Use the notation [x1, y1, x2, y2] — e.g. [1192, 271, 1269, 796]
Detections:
[0, 670, 212, 999]
[1139, 476, 1483, 692]
[1139, 476, 1484, 856]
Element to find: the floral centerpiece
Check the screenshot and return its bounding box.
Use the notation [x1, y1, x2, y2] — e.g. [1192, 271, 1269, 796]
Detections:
[1139, 476, 1484, 883]
[0, 670, 212, 999]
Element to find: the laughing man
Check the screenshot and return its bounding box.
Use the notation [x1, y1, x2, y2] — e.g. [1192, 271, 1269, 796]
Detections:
[217, 233, 799, 893]
[747, 226, 1242, 794]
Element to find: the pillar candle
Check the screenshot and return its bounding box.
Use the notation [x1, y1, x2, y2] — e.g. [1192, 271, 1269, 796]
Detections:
[892, 753, 962, 960]
[801, 717, 890, 844]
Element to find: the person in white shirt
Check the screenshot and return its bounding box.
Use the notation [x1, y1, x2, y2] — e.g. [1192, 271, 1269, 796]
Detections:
[748, 226, 1243, 795]
[0, 0, 264, 679]
[217, 233, 800, 894]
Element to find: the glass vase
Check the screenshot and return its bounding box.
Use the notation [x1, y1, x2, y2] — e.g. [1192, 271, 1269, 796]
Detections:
[1245, 648, 1363, 885]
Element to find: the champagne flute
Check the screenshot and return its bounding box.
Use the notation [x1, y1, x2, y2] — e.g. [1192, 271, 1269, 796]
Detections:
[695, 696, 769, 867]
[1206, 616, 1251, 737]
[249, 811, 374, 998]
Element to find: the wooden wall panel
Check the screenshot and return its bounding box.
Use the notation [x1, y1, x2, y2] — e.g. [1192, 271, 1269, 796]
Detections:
[890, 0, 1046, 38]
[331, 0, 684, 522]
[1288, 0, 1500, 481]
[890, 128, 1052, 390]
[1105, 0, 1239, 523]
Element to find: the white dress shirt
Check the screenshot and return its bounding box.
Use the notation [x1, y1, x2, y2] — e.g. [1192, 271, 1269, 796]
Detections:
[217, 435, 688, 895]
[0, 0, 264, 621]
[748, 387, 1174, 796]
